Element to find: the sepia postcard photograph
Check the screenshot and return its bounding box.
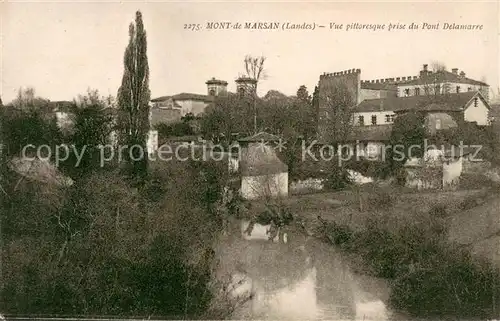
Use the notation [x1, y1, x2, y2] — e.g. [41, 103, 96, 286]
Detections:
[1, 0, 500, 320]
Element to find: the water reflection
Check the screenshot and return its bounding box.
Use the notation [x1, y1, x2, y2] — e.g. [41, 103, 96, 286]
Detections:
[216, 221, 391, 320]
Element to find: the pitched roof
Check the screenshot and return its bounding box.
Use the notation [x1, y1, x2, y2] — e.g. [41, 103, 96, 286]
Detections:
[347, 124, 393, 142]
[353, 91, 485, 113]
[399, 70, 488, 87]
[239, 143, 288, 176]
[151, 93, 215, 103]
[206, 77, 228, 85]
[238, 132, 282, 143]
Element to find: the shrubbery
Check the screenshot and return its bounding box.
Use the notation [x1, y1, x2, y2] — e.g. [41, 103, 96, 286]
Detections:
[318, 205, 500, 318]
[0, 94, 237, 318]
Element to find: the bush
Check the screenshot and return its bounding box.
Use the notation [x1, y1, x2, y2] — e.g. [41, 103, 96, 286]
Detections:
[367, 189, 393, 210]
[323, 166, 352, 191]
[316, 203, 500, 318]
[322, 221, 354, 247]
[390, 247, 500, 318]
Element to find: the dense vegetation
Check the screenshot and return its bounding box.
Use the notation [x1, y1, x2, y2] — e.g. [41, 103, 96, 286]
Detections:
[317, 194, 500, 319]
[0, 89, 238, 317]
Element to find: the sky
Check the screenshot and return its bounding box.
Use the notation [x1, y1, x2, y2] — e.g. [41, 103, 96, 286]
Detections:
[1, 1, 499, 104]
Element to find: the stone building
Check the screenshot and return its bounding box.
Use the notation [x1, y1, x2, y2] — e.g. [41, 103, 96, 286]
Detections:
[150, 76, 228, 122]
[316, 64, 492, 151]
[238, 132, 288, 200]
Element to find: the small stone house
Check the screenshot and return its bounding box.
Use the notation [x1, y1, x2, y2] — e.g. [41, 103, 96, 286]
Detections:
[237, 132, 288, 200]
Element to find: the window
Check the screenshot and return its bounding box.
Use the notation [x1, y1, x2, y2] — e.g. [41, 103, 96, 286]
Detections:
[414, 88, 420, 96]
[435, 119, 441, 130]
[385, 114, 395, 123]
[404, 88, 410, 97]
[474, 97, 478, 107]
[435, 84, 441, 94]
[456, 86, 461, 93]
[371, 115, 377, 125]
[358, 115, 365, 126]
[468, 87, 473, 92]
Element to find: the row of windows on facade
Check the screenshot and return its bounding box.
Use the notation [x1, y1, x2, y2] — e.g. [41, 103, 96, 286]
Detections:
[358, 114, 395, 126]
[402, 85, 476, 97]
[358, 114, 446, 129]
[358, 98, 478, 126]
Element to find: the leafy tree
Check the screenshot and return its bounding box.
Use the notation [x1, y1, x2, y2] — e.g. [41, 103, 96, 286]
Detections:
[200, 93, 253, 144]
[1, 89, 61, 159]
[155, 121, 194, 142]
[319, 82, 355, 145]
[116, 11, 151, 181]
[386, 110, 426, 182]
[61, 90, 115, 177]
[296, 85, 310, 103]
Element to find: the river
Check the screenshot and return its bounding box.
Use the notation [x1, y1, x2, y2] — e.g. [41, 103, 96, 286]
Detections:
[214, 220, 405, 320]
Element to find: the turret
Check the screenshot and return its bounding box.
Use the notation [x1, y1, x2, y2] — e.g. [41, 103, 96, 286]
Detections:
[206, 77, 228, 96]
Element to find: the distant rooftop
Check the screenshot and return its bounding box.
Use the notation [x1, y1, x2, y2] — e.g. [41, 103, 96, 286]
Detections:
[353, 91, 487, 113]
[235, 76, 258, 84]
[206, 77, 228, 85]
[151, 93, 215, 103]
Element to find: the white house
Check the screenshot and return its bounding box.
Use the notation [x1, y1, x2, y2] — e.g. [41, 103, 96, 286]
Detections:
[238, 132, 288, 200]
[352, 91, 491, 132]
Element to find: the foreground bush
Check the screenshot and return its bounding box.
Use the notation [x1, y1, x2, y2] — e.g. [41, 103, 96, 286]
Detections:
[319, 209, 500, 318]
[0, 158, 237, 317]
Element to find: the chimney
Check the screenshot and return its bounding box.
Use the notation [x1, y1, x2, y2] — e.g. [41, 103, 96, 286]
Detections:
[460, 71, 466, 77]
[420, 64, 429, 78]
[452, 68, 458, 75]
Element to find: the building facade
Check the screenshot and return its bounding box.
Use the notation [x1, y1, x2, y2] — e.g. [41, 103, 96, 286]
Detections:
[317, 63, 492, 149]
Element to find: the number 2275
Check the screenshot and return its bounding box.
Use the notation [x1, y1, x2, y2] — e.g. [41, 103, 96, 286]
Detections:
[184, 24, 201, 31]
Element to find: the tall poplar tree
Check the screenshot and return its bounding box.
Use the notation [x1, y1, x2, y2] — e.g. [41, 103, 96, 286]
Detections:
[117, 11, 151, 180]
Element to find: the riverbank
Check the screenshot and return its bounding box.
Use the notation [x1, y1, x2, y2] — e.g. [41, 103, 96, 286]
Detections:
[284, 185, 500, 319]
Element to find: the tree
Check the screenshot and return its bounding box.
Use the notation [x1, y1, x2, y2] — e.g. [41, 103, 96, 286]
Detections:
[320, 82, 355, 145]
[62, 90, 115, 177]
[1, 89, 61, 159]
[200, 94, 253, 144]
[117, 11, 151, 181]
[386, 110, 426, 183]
[296, 85, 310, 103]
[243, 55, 266, 134]
[312, 85, 320, 137]
[431, 61, 447, 72]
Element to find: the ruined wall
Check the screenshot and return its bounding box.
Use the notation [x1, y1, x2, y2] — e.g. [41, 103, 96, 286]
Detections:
[425, 112, 458, 135]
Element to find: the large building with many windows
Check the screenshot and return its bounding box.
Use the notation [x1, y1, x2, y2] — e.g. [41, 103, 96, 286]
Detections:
[317, 64, 492, 153]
